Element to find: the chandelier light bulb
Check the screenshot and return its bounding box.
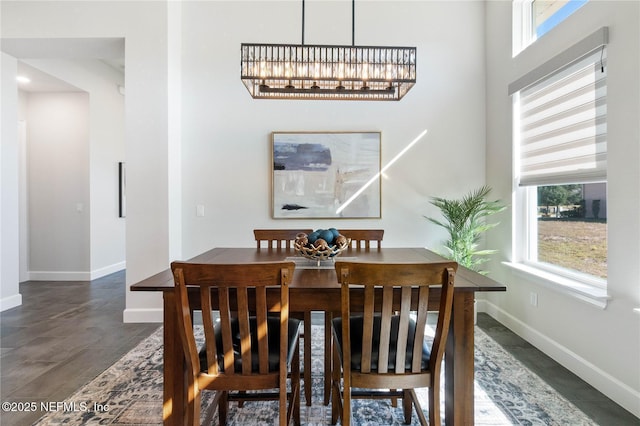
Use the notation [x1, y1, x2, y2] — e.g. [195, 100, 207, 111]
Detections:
[259, 60, 267, 78]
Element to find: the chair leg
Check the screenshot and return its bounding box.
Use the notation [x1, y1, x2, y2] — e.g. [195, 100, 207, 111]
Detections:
[280, 385, 287, 426]
[330, 385, 341, 425]
[187, 379, 200, 426]
[410, 389, 428, 426]
[391, 389, 398, 407]
[292, 340, 302, 426]
[330, 345, 341, 425]
[402, 389, 412, 424]
[340, 346, 351, 426]
[324, 312, 333, 405]
[236, 391, 246, 407]
[304, 311, 312, 406]
[342, 384, 351, 426]
[218, 391, 229, 426]
[202, 391, 222, 425]
[294, 386, 301, 426]
[429, 377, 441, 426]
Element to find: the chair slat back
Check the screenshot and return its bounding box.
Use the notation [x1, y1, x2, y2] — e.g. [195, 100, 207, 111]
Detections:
[340, 229, 384, 251]
[171, 261, 295, 378]
[254, 229, 314, 250]
[335, 261, 456, 376]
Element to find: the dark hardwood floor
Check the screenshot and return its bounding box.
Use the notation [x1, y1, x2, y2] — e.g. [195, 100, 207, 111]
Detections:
[1, 272, 637, 425]
[0, 271, 158, 426]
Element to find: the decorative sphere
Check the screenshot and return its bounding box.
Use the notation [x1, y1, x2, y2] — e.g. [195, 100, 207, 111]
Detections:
[308, 231, 320, 244]
[320, 229, 335, 245]
[329, 228, 340, 239]
[335, 235, 348, 246]
[314, 238, 329, 249]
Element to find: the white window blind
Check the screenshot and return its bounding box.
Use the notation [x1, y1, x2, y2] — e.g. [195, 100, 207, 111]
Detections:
[518, 48, 607, 186]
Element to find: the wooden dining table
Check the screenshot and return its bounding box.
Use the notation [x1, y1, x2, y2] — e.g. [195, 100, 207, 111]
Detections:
[130, 247, 506, 426]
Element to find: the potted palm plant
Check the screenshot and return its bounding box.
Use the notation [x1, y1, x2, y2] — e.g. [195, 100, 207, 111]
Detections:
[425, 185, 506, 275]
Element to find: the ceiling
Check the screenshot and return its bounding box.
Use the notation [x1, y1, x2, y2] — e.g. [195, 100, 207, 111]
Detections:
[1, 38, 125, 92]
[16, 62, 83, 92]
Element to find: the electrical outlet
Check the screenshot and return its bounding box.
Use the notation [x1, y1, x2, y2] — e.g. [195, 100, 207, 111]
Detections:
[530, 292, 538, 307]
[196, 205, 205, 217]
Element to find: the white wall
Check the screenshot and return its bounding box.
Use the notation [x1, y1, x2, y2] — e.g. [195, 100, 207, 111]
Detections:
[1, 0, 487, 318]
[24, 91, 91, 277]
[179, 1, 487, 258]
[484, 0, 640, 416]
[22, 58, 126, 279]
[0, 52, 22, 311]
[1, 1, 169, 316]
[17, 91, 28, 283]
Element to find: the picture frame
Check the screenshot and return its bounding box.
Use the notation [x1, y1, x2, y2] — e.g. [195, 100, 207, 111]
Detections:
[272, 131, 381, 219]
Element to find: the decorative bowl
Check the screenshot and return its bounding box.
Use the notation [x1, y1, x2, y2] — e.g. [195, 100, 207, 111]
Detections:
[294, 232, 350, 261]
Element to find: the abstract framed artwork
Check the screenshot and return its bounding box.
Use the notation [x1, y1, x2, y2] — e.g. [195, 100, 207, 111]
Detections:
[272, 131, 381, 219]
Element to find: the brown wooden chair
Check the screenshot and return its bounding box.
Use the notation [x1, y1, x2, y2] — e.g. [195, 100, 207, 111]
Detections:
[340, 229, 384, 251]
[330, 261, 457, 426]
[254, 229, 313, 250]
[322, 229, 384, 405]
[171, 261, 301, 426]
[253, 229, 314, 406]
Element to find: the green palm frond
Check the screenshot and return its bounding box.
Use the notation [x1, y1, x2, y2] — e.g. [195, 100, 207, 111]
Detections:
[425, 185, 506, 274]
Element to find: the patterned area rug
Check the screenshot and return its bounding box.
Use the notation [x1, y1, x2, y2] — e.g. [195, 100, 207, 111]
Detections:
[34, 326, 596, 425]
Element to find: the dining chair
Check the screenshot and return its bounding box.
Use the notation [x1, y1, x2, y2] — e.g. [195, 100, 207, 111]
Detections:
[330, 261, 457, 426]
[253, 229, 314, 406]
[340, 229, 384, 251]
[171, 261, 301, 426]
[254, 229, 313, 250]
[322, 229, 384, 405]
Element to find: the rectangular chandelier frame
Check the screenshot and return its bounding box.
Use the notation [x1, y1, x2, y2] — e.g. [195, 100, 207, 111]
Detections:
[241, 43, 416, 101]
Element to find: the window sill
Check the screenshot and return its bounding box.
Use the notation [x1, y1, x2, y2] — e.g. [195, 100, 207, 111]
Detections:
[503, 262, 610, 309]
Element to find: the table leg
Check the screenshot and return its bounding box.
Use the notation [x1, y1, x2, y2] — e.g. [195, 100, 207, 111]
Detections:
[163, 291, 186, 426]
[444, 292, 475, 426]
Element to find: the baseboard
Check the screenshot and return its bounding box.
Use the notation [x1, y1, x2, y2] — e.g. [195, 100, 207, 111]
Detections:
[29, 270, 92, 281]
[91, 261, 126, 280]
[0, 294, 23, 312]
[482, 300, 640, 418]
[28, 261, 126, 282]
[123, 308, 163, 323]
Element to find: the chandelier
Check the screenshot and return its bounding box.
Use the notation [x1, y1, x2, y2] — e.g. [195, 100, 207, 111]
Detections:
[240, 1, 416, 101]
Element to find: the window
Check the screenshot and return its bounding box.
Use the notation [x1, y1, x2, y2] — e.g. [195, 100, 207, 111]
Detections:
[512, 37, 608, 290]
[530, 183, 607, 280]
[533, 0, 588, 38]
[514, 0, 589, 55]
